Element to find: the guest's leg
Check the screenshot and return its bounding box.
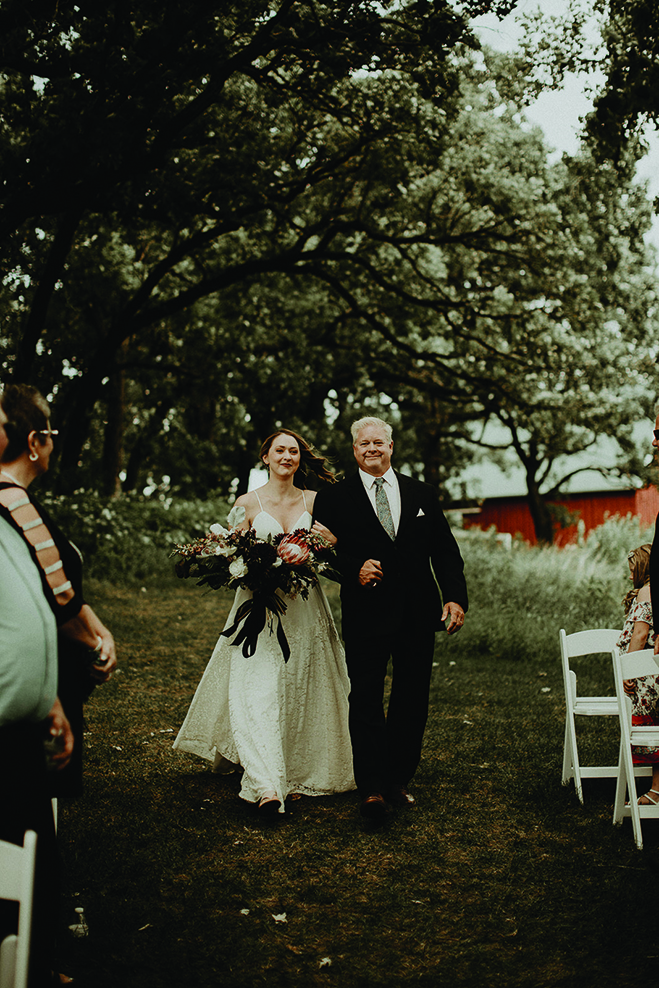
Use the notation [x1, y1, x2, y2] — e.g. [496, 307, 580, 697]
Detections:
[343, 636, 390, 797]
[386, 628, 436, 787]
[0, 723, 60, 987]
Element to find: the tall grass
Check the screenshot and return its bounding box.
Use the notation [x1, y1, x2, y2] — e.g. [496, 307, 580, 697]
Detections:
[452, 514, 654, 667]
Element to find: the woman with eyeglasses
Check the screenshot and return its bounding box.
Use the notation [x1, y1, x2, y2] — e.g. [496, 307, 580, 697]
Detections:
[0, 383, 116, 801]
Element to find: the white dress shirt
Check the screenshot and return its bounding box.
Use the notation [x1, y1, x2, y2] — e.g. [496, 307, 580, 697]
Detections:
[359, 467, 401, 535]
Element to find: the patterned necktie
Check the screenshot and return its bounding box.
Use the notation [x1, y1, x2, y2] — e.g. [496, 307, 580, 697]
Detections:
[374, 477, 395, 540]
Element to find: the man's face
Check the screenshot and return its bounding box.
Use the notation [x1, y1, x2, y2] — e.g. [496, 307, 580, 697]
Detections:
[0, 404, 8, 460]
[353, 424, 393, 477]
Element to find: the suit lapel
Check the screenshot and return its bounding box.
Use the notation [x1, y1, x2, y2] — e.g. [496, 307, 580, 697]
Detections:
[396, 472, 418, 537]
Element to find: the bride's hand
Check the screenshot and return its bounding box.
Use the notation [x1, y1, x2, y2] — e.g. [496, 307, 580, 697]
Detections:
[312, 521, 337, 546]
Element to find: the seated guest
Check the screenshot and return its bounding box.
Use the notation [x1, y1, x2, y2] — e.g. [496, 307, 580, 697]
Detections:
[617, 543, 659, 805]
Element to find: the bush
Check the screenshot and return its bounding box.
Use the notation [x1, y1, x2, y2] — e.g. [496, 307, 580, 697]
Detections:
[583, 511, 654, 563]
[38, 492, 231, 585]
[451, 514, 652, 666]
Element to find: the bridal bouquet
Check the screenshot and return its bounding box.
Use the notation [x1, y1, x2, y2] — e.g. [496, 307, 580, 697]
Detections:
[172, 506, 335, 661]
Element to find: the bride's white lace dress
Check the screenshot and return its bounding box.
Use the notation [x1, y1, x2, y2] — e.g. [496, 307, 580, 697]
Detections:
[173, 506, 355, 810]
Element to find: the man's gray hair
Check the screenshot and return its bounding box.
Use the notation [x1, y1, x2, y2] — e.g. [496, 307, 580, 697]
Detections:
[351, 416, 393, 444]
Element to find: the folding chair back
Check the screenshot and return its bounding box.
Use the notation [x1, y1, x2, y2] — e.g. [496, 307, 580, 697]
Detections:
[560, 628, 650, 802]
[0, 830, 37, 988]
[612, 647, 659, 849]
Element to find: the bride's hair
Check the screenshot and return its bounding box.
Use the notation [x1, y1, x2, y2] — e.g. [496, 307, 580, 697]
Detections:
[622, 543, 652, 614]
[260, 430, 336, 489]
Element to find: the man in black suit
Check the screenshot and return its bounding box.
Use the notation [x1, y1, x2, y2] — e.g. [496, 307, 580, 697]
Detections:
[314, 416, 468, 822]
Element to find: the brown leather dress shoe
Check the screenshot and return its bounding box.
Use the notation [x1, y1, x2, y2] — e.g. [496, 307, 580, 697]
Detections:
[360, 793, 388, 822]
[387, 786, 415, 807]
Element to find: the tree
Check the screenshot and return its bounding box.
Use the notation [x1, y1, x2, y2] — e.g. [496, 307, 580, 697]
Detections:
[326, 49, 659, 540]
[2, 0, 496, 489]
[511, 0, 659, 165]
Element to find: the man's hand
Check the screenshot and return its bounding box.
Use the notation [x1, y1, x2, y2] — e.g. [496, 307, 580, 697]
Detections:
[359, 559, 383, 586]
[442, 601, 465, 635]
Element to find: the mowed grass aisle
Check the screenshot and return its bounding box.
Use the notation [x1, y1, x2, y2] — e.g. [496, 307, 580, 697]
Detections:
[58, 579, 659, 988]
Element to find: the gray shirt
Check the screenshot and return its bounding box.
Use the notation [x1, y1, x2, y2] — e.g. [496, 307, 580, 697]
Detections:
[0, 514, 58, 726]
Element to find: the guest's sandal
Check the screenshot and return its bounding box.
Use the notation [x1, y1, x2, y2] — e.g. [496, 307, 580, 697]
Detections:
[637, 788, 659, 806]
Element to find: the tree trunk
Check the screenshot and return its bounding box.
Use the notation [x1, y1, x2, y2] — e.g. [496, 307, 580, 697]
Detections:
[13, 208, 84, 382]
[101, 360, 125, 497]
[526, 482, 554, 544]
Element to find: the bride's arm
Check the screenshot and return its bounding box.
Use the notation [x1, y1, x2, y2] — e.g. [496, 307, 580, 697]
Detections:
[306, 491, 337, 544]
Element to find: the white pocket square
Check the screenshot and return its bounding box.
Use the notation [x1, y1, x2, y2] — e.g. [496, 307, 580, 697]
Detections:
[416, 508, 425, 517]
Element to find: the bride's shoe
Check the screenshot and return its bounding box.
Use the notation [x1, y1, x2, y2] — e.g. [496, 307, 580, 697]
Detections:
[258, 792, 281, 815]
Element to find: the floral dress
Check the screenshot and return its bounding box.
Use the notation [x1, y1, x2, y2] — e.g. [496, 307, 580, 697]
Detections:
[616, 598, 659, 764]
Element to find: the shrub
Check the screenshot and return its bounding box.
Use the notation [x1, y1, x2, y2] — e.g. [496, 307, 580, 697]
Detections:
[450, 514, 650, 666]
[38, 492, 231, 585]
[583, 511, 654, 564]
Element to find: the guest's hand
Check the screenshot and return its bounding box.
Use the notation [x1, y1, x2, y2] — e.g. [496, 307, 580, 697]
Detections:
[46, 697, 74, 770]
[623, 678, 636, 696]
[442, 601, 465, 634]
[359, 559, 383, 586]
[312, 521, 337, 546]
[90, 630, 117, 682]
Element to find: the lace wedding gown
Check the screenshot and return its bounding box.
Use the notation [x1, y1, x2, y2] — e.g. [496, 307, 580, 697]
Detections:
[173, 506, 355, 810]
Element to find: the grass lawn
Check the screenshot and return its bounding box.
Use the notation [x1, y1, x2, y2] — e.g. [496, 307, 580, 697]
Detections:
[57, 579, 659, 988]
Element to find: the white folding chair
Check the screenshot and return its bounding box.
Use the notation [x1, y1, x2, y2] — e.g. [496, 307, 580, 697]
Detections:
[560, 628, 650, 802]
[0, 830, 37, 988]
[612, 647, 659, 849]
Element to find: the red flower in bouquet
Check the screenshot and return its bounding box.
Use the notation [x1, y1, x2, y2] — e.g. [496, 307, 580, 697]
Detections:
[276, 533, 311, 566]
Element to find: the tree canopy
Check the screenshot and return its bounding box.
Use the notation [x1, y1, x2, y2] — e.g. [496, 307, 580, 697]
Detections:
[1, 0, 658, 545]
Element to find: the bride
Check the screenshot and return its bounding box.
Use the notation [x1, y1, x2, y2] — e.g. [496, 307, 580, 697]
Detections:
[173, 430, 355, 813]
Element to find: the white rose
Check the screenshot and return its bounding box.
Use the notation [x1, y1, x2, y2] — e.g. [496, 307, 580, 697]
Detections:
[229, 557, 248, 578]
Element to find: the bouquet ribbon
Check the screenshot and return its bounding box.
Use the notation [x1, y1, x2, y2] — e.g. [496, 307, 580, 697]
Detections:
[220, 592, 291, 662]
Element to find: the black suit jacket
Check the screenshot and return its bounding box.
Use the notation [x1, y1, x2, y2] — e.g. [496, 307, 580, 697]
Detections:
[314, 471, 468, 639]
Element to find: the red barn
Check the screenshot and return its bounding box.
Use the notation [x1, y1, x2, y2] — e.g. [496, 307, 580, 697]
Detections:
[461, 487, 659, 546]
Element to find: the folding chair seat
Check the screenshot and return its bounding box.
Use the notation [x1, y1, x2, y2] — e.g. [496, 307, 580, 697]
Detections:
[0, 830, 37, 988]
[560, 628, 650, 803]
[612, 647, 659, 849]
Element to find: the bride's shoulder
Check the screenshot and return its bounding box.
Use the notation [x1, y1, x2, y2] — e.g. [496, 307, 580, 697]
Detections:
[231, 491, 260, 526]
